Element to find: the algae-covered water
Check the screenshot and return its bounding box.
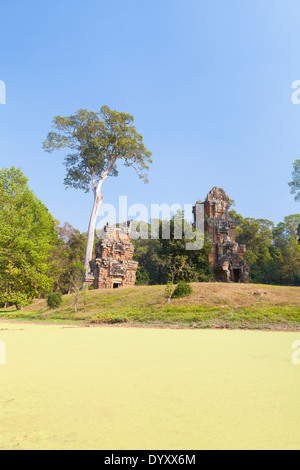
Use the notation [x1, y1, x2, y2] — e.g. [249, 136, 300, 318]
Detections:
[0, 323, 299, 450]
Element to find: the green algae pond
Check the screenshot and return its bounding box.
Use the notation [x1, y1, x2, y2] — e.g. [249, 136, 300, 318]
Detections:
[0, 322, 299, 450]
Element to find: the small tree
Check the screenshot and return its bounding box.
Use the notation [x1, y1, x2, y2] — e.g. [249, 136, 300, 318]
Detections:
[67, 261, 86, 312]
[165, 255, 189, 303]
[158, 212, 213, 286]
[47, 292, 62, 309]
[43, 106, 152, 282]
[171, 281, 193, 299]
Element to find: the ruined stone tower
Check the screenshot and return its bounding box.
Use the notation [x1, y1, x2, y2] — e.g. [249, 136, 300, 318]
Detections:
[193, 187, 250, 283]
[87, 222, 138, 289]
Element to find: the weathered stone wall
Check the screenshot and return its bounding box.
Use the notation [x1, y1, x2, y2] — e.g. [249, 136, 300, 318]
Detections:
[88, 222, 138, 290]
[193, 187, 250, 283]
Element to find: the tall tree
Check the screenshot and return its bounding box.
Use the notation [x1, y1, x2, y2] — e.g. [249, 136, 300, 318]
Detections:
[274, 214, 300, 241]
[43, 106, 152, 280]
[0, 167, 58, 308]
[289, 159, 300, 201]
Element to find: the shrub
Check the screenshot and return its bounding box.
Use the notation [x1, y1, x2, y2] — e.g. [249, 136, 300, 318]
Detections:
[171, 281, 193, 299]
[91, 313, 128, 324]
[47, 292, 62, 309]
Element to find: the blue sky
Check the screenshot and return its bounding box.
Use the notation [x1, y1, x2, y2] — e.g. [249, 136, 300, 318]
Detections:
[0, 0, 299, 232]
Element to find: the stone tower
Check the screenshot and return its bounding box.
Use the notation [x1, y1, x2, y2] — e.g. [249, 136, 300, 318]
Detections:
[193, 187, 250, 283]
[87, 222, 138, 289]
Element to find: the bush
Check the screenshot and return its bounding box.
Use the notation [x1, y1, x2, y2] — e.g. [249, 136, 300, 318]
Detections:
[171, 281, 193, 299]
[47, 292, 63, 309]
[91, 313, 128, 324]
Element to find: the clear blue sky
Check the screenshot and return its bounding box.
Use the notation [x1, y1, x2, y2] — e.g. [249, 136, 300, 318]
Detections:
[0, 0, 299, 232]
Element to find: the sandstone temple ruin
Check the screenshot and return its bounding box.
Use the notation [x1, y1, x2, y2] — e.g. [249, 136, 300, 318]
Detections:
[193, 187, 250, 283]
[85, 222, 138, 290]
[86, 187, 249, 289]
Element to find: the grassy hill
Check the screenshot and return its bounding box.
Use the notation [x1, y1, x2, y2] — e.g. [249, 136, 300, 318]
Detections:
[0, 283, 300, 330]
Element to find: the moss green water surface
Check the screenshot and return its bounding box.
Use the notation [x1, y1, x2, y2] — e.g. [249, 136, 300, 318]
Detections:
[0, 323, 299, 450]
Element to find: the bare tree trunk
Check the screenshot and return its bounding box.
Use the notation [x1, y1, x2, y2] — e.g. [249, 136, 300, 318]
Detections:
[74, 293, 78, 312]
[84, 196, 101, 273]
[167, 276, 175, 304]
[83, 175, 107, 281]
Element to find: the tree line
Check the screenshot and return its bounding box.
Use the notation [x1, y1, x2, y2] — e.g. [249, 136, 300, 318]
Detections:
[133, 211, 300, 287]
[0, 166, 299, 310]
[1, 106, 300, 309]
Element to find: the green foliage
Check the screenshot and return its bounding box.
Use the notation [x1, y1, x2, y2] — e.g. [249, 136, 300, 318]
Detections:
[49, 223, 87, 293]
[229, 210, 300, 286]
[43, 106, 153, 275]
[157, 212, 213, 283]
[132, 215, 213, 286]
[133, 228, 167, 285]
[65, 260, 86, 312]
[43, 106, 153, 191]
[171, 281, 194, 299]
[289, 159, 300, 201]
[3, 283, 299, 329]
[47, 292, 62, 309]
[165, 281, 175, 303]
[0, 167, 59, 308]
[91, 313, 128, 324]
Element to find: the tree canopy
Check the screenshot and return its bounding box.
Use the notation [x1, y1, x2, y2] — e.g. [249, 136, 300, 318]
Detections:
[229, 210, 300, 285]
[0, 167, 59, 308]
[43, 106, 152, 275]
[133, 213, 213, 285]
[289, 159, 300, 201]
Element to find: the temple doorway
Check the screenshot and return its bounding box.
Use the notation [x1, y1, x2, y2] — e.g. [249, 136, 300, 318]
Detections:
[233, 269, 240, 283]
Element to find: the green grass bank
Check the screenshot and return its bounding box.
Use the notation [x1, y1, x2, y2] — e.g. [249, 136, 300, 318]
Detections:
[0, 283, 299, 330]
